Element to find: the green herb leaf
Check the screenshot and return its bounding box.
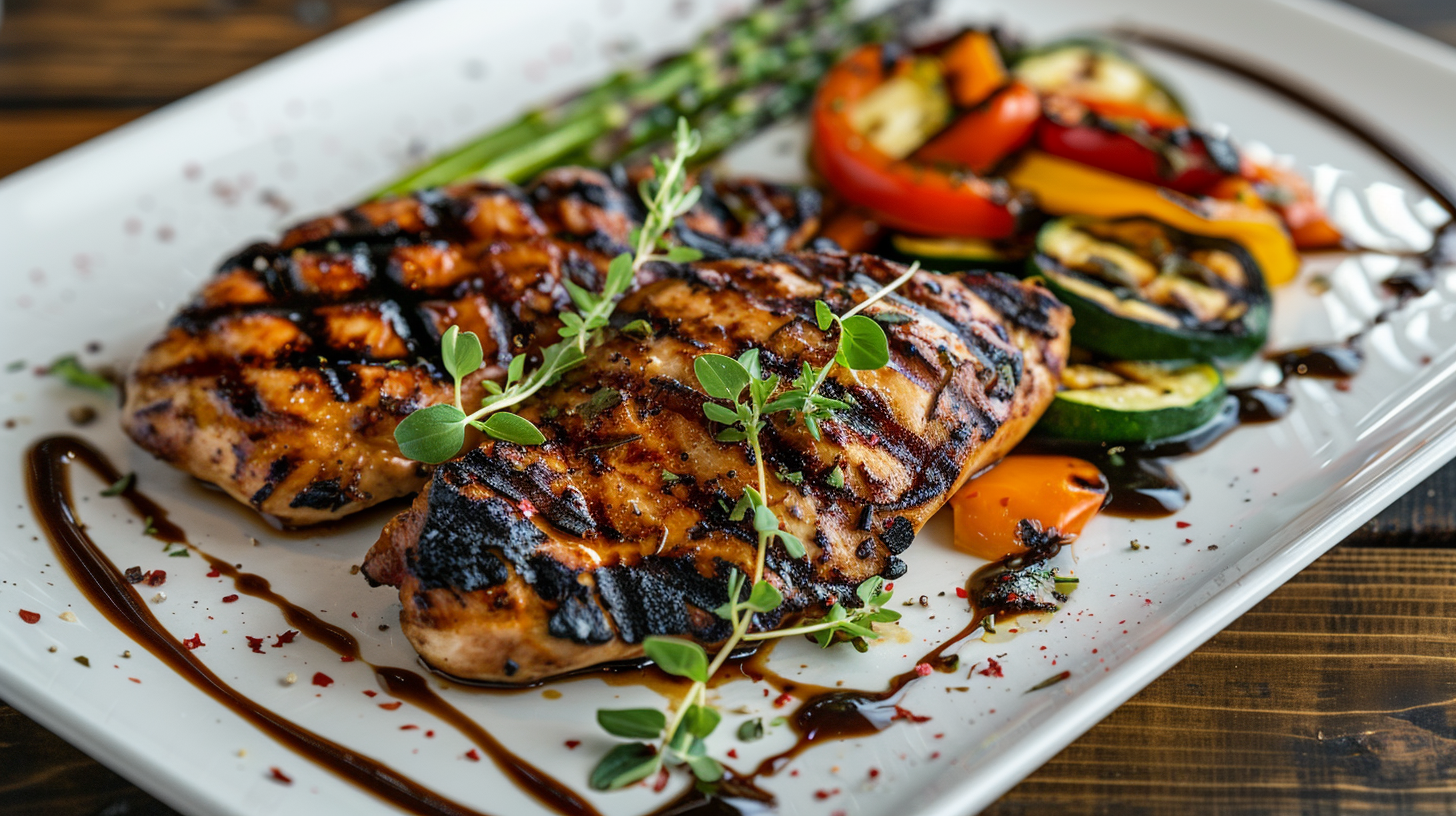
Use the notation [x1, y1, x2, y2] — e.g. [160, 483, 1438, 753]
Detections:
[597, 708, 667, 739]
[480, 412, 545, 446]
[826, 466, 844, 489]
[703, 402, 741, 426]
[736, 348, 762, 381]
[737, 718, 764, 742]
[605, 252, 635, 298]
[778, 530, 806, 559]
[715, 428, 747, 443]
[589, 742, 659, 791]
[562, 279, 599, 314]
[814, 300, 835, 331]
[440, 326, 484, 385]
[836, 314, 890, 370]
[694, 354, 750, 402]
[621, 319, 654, 339]
[746, 580, 783, 613]
[394, 403, 468, 464]
[666, 246, 704, 263]
[168, 548, 191, 558]
[506, 354, 526, 386]
[45, 355, 113, 393]
[643, 637, 709, 683]
[101, 473, 134, 497]
[856, 576, 886, 606]
[662, 470, 681, 484]
[141, 516, 158, 537]
[682, 704, 721, 739]
[685, 753, 723, 783]
[776, 470, 803, 486]
[753, 505, 779, 534]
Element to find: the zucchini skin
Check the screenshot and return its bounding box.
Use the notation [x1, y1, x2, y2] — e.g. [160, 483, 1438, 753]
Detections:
[1037, 364, 1228, 444]
[1027, 217, 1272, 363]
[1032, 256, 1270, 361]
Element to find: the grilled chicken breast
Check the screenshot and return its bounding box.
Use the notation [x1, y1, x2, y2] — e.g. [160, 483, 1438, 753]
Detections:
[363, 252, 1070, 684]
[121, 169, 819, 525]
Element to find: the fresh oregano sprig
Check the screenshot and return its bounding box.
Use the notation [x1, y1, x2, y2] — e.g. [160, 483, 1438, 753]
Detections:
[590, 266, 922, 791]
[765, 262, 920, 439]
[393, 119, 704, 464]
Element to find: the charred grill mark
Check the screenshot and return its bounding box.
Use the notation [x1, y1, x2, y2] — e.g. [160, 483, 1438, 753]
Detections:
[410, 456, 549, 593]
[249, 456, 295, 507]
[593, 557, 736, 645]
[962, 272, 1063, 339]
[289, 478, 354, 512]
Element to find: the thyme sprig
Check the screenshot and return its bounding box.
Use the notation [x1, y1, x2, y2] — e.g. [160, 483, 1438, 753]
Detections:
[590, 271, 919, 791]
[393, 119, 704, 464]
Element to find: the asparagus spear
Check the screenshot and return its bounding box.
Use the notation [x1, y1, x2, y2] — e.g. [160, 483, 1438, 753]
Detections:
[375, 0, 930, 196]
[374, 0, 844, 197]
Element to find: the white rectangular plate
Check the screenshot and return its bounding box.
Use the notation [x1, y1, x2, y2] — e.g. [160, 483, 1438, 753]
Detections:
[3, 0, 1456, 814]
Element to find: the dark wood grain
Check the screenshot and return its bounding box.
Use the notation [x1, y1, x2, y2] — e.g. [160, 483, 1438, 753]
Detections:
[4, 1, 1456, 815]
[984, 547, 1456, 815]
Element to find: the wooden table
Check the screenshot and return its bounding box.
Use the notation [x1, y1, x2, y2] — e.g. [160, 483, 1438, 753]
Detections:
[4, 2, 1456, 814]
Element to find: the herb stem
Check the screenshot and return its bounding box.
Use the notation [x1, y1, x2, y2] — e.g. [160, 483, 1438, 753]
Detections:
[839, 262, 920, 321]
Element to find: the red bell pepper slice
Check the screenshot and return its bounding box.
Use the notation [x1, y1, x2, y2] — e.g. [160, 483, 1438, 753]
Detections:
[811, 45, 1021, 239]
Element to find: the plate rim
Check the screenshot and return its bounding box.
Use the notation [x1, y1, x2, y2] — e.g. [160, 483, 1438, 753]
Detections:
[5, 0, 1456, 814]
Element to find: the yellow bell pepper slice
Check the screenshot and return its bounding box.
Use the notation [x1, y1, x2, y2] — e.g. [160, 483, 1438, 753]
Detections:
[1005, 151, 1301, 286]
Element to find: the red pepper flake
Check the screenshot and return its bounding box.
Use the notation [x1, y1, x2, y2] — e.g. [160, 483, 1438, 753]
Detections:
[143, 570, 166, 587]
[1091, 649, 1098, 654]
[914, 662, 933, 677]
[934, 733, 944, 739]
[518, 498, 537, 518]
[379, 701, 403, 710]
[930, 751, 941, 760]
[425, 730, 435, 738]
[351, 612, 358, 618]
[1144, 598, 1153, 605]
[18, 609, 39, 624]
[868, 768, 880, 779]
[206, 566, 221, 578]
[1176, 520, 1191, 528]
[129, 677, 141, 684]
[340, 654, 355, 662]
[564, 740, 581, 750]
[955, 587, 967, 599]
[464, 749, 481, 761]
[762, 688, 770, 697]
[652, 765, 670, 793]
[891, 705, 931, 723]
[998, 496, 1010, 507]
[245, 636, 265, 653]
[182, 633, 205, 650]
[884, 583, 894, 591]
[727, 748, 739, 759]
[1334, 380, 1352, 392]
[790, 769, 800, 777]
[271, 630, 298, 648]
[814, 788, 841, 800]
[268, 767, 292, 785]
[400, 724, 419, 731]
[362, 690, 378, 698]
[773, 692, 793, 708]
[221, 594, 239, 603]
[311, 672, 333, 687]
[977, 658, 1003, 678]
[1185, 538, 1193, 544]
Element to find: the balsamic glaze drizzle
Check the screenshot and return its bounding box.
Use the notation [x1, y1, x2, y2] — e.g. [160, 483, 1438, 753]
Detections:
[24, 25, 1456, 816]
[25, 436, 600, 816]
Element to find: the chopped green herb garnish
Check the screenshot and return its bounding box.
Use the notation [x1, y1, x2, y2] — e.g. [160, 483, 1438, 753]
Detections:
[101, 473, 135, 497]
[826, 466, 844, 488]
[45, 355, 113, 393]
